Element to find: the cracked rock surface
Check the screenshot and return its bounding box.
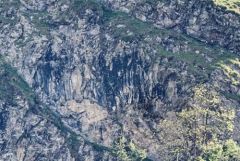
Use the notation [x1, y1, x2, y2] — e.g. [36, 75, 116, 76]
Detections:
[0, 0, 240, 160]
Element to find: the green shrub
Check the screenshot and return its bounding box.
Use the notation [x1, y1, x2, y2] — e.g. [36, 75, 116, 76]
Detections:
[113, 137, 147, 161]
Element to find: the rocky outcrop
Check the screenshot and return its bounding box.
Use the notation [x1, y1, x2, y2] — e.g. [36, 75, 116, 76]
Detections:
[0, 0, 240, 160]
[102, 0, 240, 54]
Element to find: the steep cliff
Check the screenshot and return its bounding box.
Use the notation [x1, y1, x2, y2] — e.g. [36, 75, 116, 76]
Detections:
[0, 0, 240, 160]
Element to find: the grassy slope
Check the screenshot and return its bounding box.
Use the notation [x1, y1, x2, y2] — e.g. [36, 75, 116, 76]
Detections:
[213, 0, 240, 14]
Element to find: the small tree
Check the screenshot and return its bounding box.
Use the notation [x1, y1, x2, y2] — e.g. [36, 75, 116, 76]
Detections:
[113, 136, 147, 161]
[114, 137, 130, 161]
[157, 112, 186, 161]
[198, 139, 240, 161]
[200, 139, 223, 161]
[178, 85, 236, 160]
[222, 139, 240, 161]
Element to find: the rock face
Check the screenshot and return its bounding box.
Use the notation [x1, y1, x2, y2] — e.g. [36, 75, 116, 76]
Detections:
[103, 0, 240, 53]
[0, 0, 240, 160]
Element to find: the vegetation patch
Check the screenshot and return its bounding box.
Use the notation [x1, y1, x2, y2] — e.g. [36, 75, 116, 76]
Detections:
[223, 93, 240, 103]
[161, 85, 240, 160]
[113, 136, 147, 161]
[213, 0, 240, 14]
[0, 55, 34, 103]
[0, 0, 20, 26]
[103, 10, 168, 41]
[217, 58, 240, 85]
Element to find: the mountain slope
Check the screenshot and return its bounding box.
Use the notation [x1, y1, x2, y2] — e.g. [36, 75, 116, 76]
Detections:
[0, 0, 240, 160]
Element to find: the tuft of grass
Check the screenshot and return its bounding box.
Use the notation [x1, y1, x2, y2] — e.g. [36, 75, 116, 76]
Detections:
[217, 58, 240, 86]
[213, 0, 240, 14]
